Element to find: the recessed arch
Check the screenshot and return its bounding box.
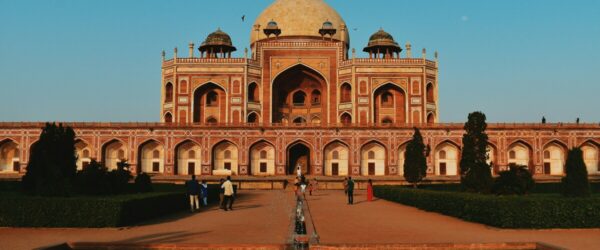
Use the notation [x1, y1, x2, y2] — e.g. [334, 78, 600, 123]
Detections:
[360, 141, 387, 176]
[192, 82, 227, 124]
[542, 140, 567, 175]
[286, 140, 313, 175]
[434, 140, 460, 176]
[580, 141, 599, 175]
[271, 64, 328, 124]
[340, 112, 352, 125]
[165, 82, 174, 103]
[212, 140, 239, 175]
[373, 82, 406, 124]
[397, 141, 410, 176]
[101, 139, 128, 171]
[247, 82, 260, 103]
[74, 139, 92, 170]
[249, 140, 276, 176]
[0, 139, 20, 172]
[426, 82, 434, 103]
[507, 140, 533, 169]
[164, 112, 173, 123]
[426, 112, 435, 124]
[247, 112, 260, 123]
[137, 139, 164, 174]
[340, 82, 352, 103]
[324, 140, 350, 176]
[174, 139, 202, 175]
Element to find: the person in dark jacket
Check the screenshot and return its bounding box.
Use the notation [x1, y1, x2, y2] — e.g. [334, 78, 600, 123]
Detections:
[200, 180, 208, 206]
[347, 176, 355, 205]
[185, 175, 200, 212]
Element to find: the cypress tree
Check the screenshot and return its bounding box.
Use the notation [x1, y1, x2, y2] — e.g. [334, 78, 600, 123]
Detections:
[22, 123, 77, 196]
[562, 147, 590, 197]
[460, 112, 493, 193]
[404, 127, 428, 187]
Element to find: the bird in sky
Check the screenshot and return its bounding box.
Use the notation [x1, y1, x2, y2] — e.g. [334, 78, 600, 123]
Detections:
[242, 15, 246, 22]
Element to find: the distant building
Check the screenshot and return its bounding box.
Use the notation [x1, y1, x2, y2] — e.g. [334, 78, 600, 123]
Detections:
[0, 0, 599, 178]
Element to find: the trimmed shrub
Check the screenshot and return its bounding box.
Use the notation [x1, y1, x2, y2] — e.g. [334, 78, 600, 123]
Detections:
[135, 173, 153, 193]
[374, 186, 600, 228]
[492, 164, 535, 195]
[403, 127, 428, 187]
[460, 111, 493, 193]
[0, 191, 186, 227]
[108, 160, 133, 194]
[562, 147, 590, 197]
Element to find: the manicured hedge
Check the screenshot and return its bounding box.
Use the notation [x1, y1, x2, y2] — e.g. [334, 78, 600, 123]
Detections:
[417, 182, 600, 194]
[0, 191, 187, 227]
[374, 185, 600, 228]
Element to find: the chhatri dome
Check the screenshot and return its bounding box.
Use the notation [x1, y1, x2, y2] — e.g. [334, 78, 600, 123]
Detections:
[251, 0, 349, 45]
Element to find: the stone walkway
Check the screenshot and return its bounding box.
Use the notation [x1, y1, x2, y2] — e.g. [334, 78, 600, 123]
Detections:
[305, 189, 600, 250]
[0, 190, 295, 250]
[2, 189, 600, 250]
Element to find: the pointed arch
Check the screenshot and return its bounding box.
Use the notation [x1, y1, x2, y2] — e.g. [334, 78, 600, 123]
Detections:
[580, 140, 599, 175]
[174, 139, 202, 175]
[397, 140, 410, 176]
[101, 138, 128, 171]
[286, 139, 314, 175]
[434, 140, 461, 176]
[164, 82, 174, 103]
[247, 82, 260, 103]
[542, 140, 568, 175]
[324, 140, 350, 176]
[373, 82, 407, 124]
[212, 140, 239, 175]
[507, 140, 534, 170]
[249, 140, 276, 176]
[360, 140, 387, 176]
[247, 111, 260, 123]
[271, 63, 329, 124]
[426, 82, 435, 103]
[137, 139, 164, 174]
[340, 82, 352, 103]
[74, 139, 92, 170]
[192, 82, 227, 124]
[164, 112, 173, 123]
[340, 112, 352, 125]
[0, 138, 20, 172]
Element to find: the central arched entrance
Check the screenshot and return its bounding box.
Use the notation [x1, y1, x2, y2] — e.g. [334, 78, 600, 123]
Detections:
[271, 64, 327, 124]
[287, 142, 311, 175]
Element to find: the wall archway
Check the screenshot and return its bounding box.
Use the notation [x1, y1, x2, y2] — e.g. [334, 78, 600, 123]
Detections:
[0, 139, 20, 172]
[101, 139, 127, 170]
[360, 141, 386, 176]
[324, 141, 349, 176]
[542, 141, 567, 175]
[507, 140, 533, 170]
[75, 139, 92, 170]
[193, 82, 227, 124]
[287, 140, 312, 175]
[581, 141, 599, 174]
[373, 83, 406, 124]
[137, 140, 164, 174]
[271, 64, 328, 124]
[249, 141, 276, 176]
[212, 140, 238, 175]
[175, 140, 201, 175]
[434, 141, 460, 176]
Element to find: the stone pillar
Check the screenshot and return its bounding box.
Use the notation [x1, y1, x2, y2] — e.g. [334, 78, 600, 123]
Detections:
[188, 42, 194, 58]
[406, 42, 412, 58]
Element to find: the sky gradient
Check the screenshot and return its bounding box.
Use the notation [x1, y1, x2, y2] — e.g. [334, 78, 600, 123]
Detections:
[0, 0, 598, 123]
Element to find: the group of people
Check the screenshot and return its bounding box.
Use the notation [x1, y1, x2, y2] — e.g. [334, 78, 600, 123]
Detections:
[185, 175, 235, 212]
[342, 177, 374, 205]
[184, 175, 209, 212]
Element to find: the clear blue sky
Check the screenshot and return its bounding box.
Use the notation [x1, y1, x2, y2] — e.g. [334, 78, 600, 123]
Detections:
[1, 0, 598, 123]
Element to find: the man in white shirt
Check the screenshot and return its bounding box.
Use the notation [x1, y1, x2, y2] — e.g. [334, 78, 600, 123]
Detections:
[296, 163, 302, 177]
[221, 176, 235, 211]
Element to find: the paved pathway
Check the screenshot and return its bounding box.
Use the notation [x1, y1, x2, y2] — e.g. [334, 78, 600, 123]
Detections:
[0, 190, 295, 250]
[305, 189, 600, 250]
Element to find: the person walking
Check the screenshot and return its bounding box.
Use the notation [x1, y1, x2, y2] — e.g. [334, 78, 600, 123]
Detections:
[309, 178, 318, 196]
[222, 176, 235, 211]
[185, 175, 200, 212]
[218, 178, 225, 209]
[200, 180, 208, 206]
[343, 177, 348, 195]
[300, 175, 307, 195]
[367, 179, 373, 202]
[347, 176, 355, 205]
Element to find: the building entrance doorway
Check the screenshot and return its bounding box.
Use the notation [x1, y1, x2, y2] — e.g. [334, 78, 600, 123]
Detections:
[288, 143, 310, 175]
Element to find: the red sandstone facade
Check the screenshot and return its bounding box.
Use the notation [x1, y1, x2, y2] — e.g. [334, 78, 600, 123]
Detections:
[0, 0, 598, 177]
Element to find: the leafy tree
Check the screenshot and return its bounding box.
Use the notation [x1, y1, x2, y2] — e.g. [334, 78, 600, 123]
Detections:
[492, 164, 535, 195]
[562, 147, 590, 197]
[460, 112, 493, 193]
[403, 127, 429, 187]
[22, 123, 77, 196]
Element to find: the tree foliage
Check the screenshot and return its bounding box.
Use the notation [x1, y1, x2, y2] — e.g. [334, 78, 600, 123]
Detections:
[22, 123, 77, 196]
[492, 164, 535, 195]
[460, 112, 493, 193]
[562, 147, 590, 197]
[403, 127, 429, 187]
